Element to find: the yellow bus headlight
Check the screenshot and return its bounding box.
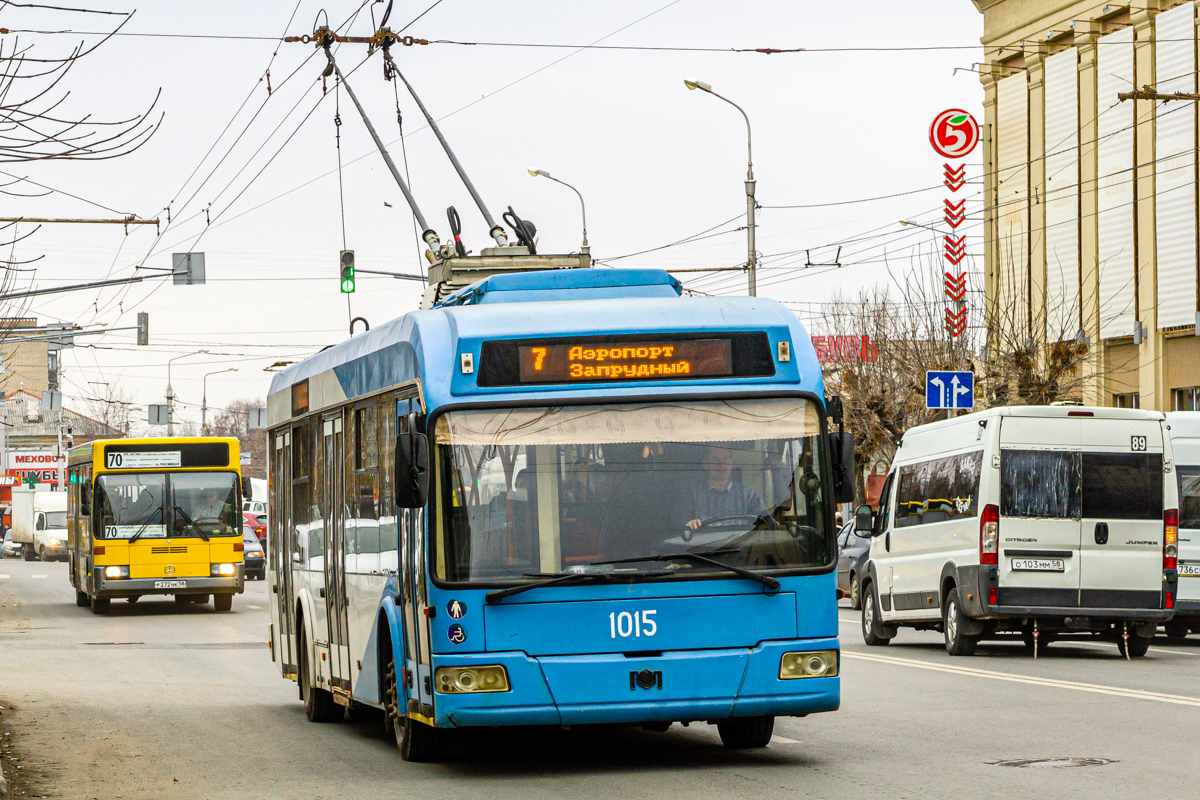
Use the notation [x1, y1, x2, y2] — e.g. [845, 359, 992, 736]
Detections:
[435, 665, 510, 694]
[211, 563, 237, 577]
[104, 565, 129, 579]
[779, 650, 838, 679]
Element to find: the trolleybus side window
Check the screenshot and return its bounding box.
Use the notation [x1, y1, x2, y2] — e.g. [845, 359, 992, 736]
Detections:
[433, 398, 834, 585]
[379, 395, 398, 572]
[292, 422, 314, 568]
[1000, 450, 1082, 519]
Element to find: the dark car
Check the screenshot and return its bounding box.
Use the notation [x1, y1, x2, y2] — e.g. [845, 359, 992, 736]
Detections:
[242, 528, 266, 580]
[836, 521, 873, 609]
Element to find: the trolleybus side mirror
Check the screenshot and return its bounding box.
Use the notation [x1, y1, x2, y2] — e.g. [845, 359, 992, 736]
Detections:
[242, 478, 253, 501]
[395, 412, 429, 509]
[828, 431, 856, 504]
[854, 504, 874, 535]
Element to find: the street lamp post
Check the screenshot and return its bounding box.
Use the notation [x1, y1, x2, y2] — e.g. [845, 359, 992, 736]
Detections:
[201, 368, 237, 436]
[528, 168, 588, 255]
[165, 350, 208, 436]
[685, 78, 756, 296]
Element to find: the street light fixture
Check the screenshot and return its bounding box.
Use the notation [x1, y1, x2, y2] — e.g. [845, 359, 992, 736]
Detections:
[899, 220, 948, 235]
[528, 168, 589, 255]
[684, 78, 756, 296]
[165, 350, 208, 436]
[201, 368, 237, 436]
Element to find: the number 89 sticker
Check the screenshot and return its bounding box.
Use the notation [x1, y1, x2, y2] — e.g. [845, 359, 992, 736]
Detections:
[1131, 435, 1148, 452]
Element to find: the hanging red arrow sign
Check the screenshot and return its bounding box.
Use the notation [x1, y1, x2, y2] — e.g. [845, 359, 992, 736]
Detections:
[944, 272, 967, 300]
[943, 163, 966, 191]
[944, 306, 968, 336]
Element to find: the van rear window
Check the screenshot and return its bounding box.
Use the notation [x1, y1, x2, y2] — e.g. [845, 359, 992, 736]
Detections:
[1000, 450, 1081, 519]
[1082, 454, 1162, 520]
[1180, 468, 1200, 529]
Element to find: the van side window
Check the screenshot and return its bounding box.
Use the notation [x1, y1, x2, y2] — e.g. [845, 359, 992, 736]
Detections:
[1181, 468, 1200, 529]
[1000, 450, 1081, 518]
[894, 451, 983, 528]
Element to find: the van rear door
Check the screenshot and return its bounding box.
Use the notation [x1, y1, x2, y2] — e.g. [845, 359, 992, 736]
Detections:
[997, 417, 1082, 607]
[1078, 420, 1164, 609]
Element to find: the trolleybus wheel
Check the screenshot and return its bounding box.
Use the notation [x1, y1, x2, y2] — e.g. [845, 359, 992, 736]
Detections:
[90, 595, 110, 615]
[716, 715, 775, 749]
[75, 589, 89, 608]
[213, 593, 233, 612]
[386, 657, 446, 762]
[299, 627, 342, 723]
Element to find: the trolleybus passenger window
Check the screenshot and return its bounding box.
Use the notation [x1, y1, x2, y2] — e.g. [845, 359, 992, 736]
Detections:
[1000, 450, 1082, 519]
[1082, 453, 1163, 520]
[291, 423, 314, 566]
[1180, 468, 1200, 530]
[379, 397, 399, 572]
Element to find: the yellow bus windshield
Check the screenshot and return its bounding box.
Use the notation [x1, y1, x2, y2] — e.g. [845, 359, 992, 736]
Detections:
[95, 471, 240, 539]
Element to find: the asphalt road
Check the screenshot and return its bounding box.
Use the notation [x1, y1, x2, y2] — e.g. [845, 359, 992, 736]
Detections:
[2, 558, 1199, 799]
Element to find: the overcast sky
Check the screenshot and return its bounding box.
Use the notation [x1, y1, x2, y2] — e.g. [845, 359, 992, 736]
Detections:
[2, 0, 983, 430]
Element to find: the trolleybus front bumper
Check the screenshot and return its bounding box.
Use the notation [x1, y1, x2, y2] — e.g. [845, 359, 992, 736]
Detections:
[427, 637, 840, 729]
[92, 566, 244, 598]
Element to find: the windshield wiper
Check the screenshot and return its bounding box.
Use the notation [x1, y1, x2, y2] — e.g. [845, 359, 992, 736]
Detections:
[485, 569, 669, 604]
[591, 551, 781, 594]
[173, 505, 210, 541]
[128, 506, 164, 544]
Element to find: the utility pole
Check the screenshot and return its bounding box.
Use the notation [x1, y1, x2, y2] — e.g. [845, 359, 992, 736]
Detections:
[201, 368, 236, 436]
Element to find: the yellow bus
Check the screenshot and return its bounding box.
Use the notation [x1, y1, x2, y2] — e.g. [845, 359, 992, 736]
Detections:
[66, 437, 251, 614]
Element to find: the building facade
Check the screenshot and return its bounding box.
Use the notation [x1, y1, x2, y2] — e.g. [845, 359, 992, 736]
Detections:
[975, 0, 1200, 410]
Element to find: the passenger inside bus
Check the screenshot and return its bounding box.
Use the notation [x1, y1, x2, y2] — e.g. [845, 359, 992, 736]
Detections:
[684, 444, 768, 530]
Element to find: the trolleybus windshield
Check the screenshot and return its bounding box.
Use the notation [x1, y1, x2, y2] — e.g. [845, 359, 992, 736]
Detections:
[95, 471, 240, 539]
[434, 398, 833, 584]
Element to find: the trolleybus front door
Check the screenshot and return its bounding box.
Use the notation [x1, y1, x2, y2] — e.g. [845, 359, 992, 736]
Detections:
[274, 431, 297, 676]
[322, 415, 352, 690]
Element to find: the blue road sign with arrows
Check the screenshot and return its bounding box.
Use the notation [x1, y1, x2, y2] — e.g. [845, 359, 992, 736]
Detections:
[926, 370, 974, 410]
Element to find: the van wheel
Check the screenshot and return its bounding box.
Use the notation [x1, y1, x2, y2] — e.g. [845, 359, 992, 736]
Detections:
[90, 595, 110, 615]
[39, 547, 49, 562]
[1164, 619, 1190, 641]
[75, 589, 89, 608]
[213, 594, 233, 612]
[299, 628, 341, 723]
[861, 584, 893, 646]
[22, 546, 35, 562]
[1117, 632, 1151, 658]
[717, 716, 775, 749]
[849, 574, 862, 610]
[943, 589, 978, 656]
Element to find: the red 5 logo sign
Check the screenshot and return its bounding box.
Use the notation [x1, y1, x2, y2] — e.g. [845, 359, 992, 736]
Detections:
[929, 109, 980, 159]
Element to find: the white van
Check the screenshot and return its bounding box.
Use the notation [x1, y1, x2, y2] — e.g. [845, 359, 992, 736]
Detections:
[857, 406, 1179, 658]
[1165, 412, 1200, 639]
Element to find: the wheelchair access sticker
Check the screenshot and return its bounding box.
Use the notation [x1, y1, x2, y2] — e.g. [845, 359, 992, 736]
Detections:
[447, 624, 467, 645]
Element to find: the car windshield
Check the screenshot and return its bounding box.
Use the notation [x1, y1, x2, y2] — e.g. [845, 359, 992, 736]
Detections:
[435, 398, 833, 584]
[44, 511, 67, 528]
[95, 472, 239, 539]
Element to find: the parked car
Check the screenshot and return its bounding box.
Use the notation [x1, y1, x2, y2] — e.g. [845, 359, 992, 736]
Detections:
[836, 521, 873, 609]
[243, 500, 266, 514]
[1, 531, 21, 559]
[242, 528, 266, 580]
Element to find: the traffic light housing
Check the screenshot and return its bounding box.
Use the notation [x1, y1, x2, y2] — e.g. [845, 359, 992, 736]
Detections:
[136, 312, 149, 346]
[340, 250, 355, 293]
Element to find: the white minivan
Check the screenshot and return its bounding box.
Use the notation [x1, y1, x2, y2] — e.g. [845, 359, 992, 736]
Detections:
[857, 406, 1180, 657]
[1165, 412, 1200, 639]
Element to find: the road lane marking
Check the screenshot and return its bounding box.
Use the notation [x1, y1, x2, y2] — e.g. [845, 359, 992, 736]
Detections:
[247, 605, 261, 609]
[0, 575, 8, 579]
[770, 735, 800, 744]
[31, 574, 46, 579]
[843, 651, 1200, 707]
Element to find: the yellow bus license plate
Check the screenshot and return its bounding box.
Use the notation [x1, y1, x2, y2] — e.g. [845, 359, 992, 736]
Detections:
[154, 580, 187, 589]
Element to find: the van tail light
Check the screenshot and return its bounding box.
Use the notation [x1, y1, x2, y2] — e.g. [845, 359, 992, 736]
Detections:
[1166, 592, 1175, 610]
[1164, 509, 1178, 570]
[980, 504, 999, 565]
[988, 588, 997, 605]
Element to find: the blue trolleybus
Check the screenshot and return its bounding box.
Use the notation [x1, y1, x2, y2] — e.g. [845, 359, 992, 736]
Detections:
[266, 267, 853, 760]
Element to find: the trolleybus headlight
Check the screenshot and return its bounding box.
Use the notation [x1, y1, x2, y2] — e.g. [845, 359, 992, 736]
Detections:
[104, 565, 129, 579]
[211, 563, 237, 577]
[779, 650, 838, 679]
[434, 665, 510, 694]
